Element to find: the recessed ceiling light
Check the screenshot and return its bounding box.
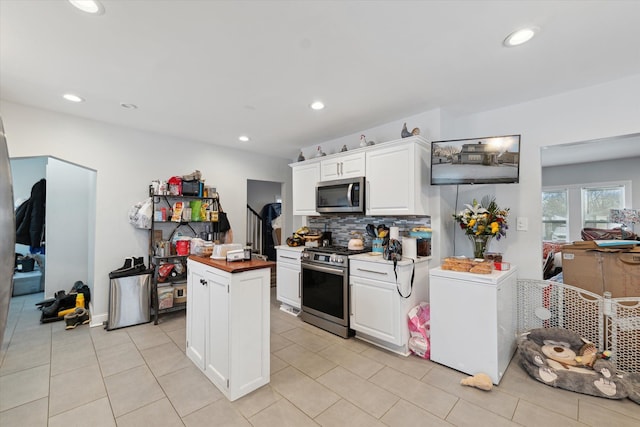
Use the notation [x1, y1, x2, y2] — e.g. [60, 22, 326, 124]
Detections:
[310, 101, 325, 110]
[120, 103, 138, 109]
[503, 27, 538, 47]
[238, 135, 250, 142]
[63, 93, 84, 103]
[68, 0, 105, 15]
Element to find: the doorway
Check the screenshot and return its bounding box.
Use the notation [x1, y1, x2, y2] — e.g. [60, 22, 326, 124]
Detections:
[10, 156, 96, 299]
[246, 179, 283, 261]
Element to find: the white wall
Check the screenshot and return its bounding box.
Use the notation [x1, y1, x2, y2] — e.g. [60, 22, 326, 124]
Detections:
[441, 74, 640, 279]
[247, 180, 281, 213]
[1, 101, 293, 325]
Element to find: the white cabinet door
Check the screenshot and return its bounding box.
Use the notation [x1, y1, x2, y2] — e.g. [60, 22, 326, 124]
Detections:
[205, 270, 229, 390]
[186, 262, 207, 370]
[350, 275, 401, 345]
[276, 260, 301, 309]
[366, 144, 415, 215]
[291, 162, 320, 215]
[320, 153, 365, 181]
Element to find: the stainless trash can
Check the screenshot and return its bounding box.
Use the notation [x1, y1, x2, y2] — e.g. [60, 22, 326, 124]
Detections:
[106, 271, 151, 330]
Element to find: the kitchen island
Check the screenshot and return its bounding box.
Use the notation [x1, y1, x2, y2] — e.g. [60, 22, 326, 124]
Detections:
[186, 255, 274, 401]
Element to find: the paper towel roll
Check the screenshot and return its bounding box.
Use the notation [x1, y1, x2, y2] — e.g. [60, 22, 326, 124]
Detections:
[390, 226, 399, 240]
[402, 236, 417, 259]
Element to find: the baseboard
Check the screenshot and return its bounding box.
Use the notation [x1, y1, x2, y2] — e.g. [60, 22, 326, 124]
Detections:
[89, 302, 107, 328]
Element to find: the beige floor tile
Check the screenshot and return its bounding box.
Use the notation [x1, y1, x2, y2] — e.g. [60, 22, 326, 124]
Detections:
[578, 399, 640, 427]
[116, 397, 183, 427]
[280, 327, 333, 352]
[104, 365, 165, 417]
[232, 385, 282, 419]
[447, 399, 520, 426]
[51, 324, 92, 349]
[333, 335, 374, 354]
[380, 399, 451, 427]
[166, 327, 186, 352]
[4, 324, 51, 346]
[422, 363, 518, 419]
[0, 364, 50, 412]
[141, 341, 192, 378]
[158, 311, 186, 333]
[578, 392, 640, 421]
[48, 396, 115, 427]
[274, 343, 336, 379]
[271, 316, 298, 334]
[183, 398, 251, 427]
[95, 341, 145, 377]
[319, 343, 384, 379]
[513, 399, 585, 427]
[90, 327, 132, 351]
[50, 341, 98, 377]
[0, 396, 48, 427]
[369, 366, 457, 418]
[360, 345, 434, 379]
[126, 323, 172, 350]
[156, 364, 223, 417]
[317, 366, 399, 419]
[315, 398, 387, 427]
[247, 398, 318, 427]
[270, 332, 293, 352]
[48, 363, 107, 416]
[270, 353, 289, 374]
[270, 366, 340, 418]
[0, 340, 50, 376]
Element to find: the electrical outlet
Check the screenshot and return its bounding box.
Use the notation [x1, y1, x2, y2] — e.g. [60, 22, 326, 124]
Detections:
[516, 216, 528, 231]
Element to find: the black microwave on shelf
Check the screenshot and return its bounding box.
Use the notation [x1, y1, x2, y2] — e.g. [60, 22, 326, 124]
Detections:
[316, 177, 365, 214]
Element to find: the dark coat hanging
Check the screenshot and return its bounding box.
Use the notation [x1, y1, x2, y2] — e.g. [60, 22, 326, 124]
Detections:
[15, 178, 46, 249]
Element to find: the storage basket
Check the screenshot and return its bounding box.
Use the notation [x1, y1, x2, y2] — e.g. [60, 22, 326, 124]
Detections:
[174, 285, 187, 304]
[158, 286, 174, 309]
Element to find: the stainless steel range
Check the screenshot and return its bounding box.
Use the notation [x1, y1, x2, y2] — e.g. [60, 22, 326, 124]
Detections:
[300, 245, 369, 338]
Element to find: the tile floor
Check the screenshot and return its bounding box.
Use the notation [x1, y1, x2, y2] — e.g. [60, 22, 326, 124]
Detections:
[1, 289, 639, 426]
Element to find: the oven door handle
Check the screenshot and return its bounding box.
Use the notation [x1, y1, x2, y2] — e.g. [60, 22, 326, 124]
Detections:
[302, 262, 345, 276]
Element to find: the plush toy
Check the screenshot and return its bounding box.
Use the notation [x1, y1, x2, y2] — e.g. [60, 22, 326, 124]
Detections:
[460, 373, 493, 391]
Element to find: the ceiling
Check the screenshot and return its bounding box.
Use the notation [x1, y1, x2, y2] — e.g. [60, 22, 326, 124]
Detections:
[1, 1, 640, 160]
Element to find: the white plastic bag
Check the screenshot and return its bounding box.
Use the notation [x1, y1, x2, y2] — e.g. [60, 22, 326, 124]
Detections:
[128, 198, 153, 229]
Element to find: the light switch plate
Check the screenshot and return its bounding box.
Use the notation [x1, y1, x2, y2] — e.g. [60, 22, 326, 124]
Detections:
[516, 216, 528, 231]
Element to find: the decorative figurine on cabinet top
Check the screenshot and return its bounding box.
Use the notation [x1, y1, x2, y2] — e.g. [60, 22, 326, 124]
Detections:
[297, 151, 305, 162]
[316, 146, 326, 157]
[340, 144, 348, 152]
[401, 122, 420, 138]
[360, 134, 368, 147]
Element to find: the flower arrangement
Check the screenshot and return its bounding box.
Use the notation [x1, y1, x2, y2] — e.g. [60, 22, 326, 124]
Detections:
[453, 195, 510, 239]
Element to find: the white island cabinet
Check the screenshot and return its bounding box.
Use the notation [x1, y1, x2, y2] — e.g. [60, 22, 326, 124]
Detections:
[349, 254, 430, 356]
[186, 256, 272, 401]
[429, 266, 518, 385]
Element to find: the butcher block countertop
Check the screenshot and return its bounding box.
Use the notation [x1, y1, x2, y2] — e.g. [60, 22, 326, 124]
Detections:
[188, 255, 275, 273]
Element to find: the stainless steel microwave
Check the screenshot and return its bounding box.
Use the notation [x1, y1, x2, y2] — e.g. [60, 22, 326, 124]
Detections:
[316, 177, 365, 214]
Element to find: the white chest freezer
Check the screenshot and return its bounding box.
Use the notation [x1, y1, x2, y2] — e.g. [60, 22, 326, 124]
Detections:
[428, 266, 518, 385]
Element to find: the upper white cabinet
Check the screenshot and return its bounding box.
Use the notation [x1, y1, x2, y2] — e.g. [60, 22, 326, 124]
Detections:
[320, 152, 365, 181]
[291, 162, 320, 216]
[290, 136, 429, 216]
[366, 137, 429, 216]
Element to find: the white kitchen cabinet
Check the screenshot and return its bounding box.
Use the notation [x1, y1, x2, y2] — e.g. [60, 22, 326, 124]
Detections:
[349, 255, 429, 356]
[186, 257, 270, 401]
[320, 152, 365, 181]
[365, 136, 429, 216]
[429, 266, 518, 385]
[291, 161, 320, 216]
[276, 246, 303, 312]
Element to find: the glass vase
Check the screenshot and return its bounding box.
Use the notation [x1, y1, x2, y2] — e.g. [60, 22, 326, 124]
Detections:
[469, 235, 492, 259]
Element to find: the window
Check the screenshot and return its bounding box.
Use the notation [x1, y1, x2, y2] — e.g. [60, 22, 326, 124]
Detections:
[582, 185, 625, 228]
[542, 189, 568, 241]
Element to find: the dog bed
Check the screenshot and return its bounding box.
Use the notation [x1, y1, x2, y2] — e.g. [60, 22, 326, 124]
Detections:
[518, 327, 640, 404]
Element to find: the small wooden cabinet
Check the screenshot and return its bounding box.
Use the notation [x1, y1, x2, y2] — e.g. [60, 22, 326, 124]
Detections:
[276, 246, 303, 312]
[186, 257, 270, 401]
[349, 255, 429, 356]
[320, 152, 365, 181]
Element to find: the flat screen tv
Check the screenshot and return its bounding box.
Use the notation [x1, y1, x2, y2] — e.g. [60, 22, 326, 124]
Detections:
[430, 134, 520, 185]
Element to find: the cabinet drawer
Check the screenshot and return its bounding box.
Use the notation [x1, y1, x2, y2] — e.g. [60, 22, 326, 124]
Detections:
[350, 260, 395, 282]
[277, 250, 302, 266]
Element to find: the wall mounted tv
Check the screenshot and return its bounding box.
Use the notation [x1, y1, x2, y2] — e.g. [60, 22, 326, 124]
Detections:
[430, 134, 520, 185]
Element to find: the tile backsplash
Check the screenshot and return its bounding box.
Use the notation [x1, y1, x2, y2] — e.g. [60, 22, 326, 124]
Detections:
[307, 215, 431, 247]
